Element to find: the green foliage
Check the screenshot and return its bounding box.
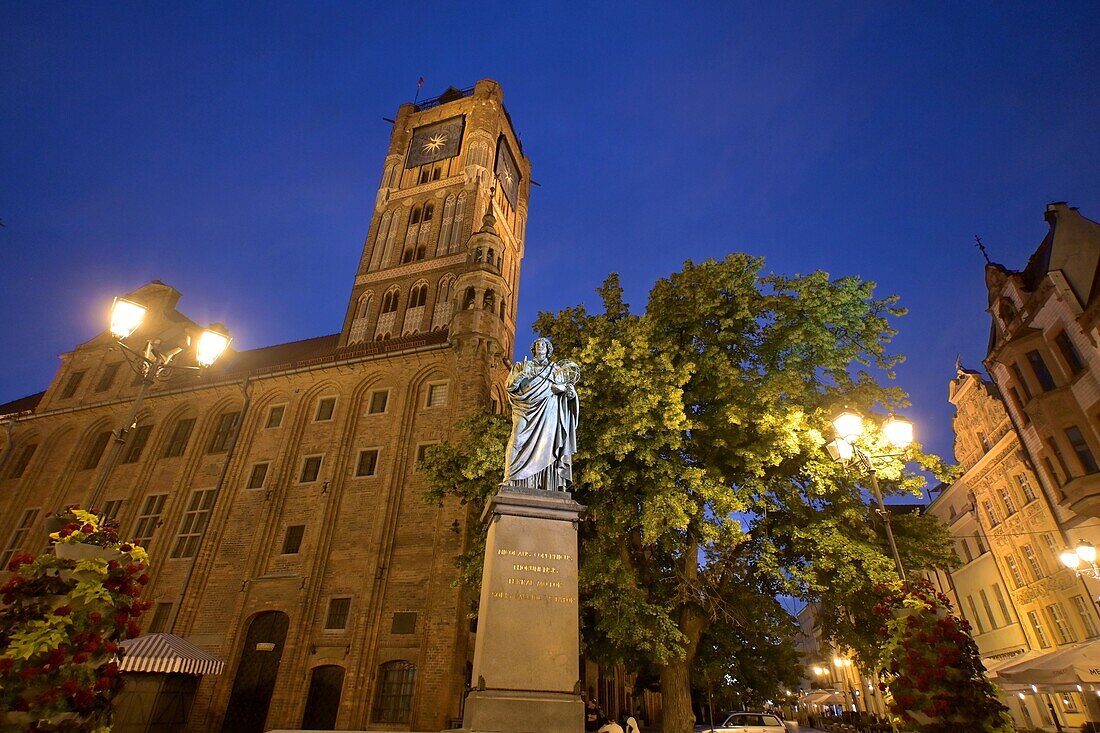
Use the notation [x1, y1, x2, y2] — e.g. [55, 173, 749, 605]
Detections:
[422, 254, 958, 729]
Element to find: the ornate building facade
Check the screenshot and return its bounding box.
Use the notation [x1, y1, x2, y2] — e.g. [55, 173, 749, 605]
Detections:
[983, 203, 1100, 517]
[0, 79, 530, 732]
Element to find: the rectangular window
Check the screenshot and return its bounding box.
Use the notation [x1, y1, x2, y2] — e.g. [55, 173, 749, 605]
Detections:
[162, 418, 195, 458]
[82, 431, 113, 470]
[993, 584, 1013, 626]
[1028, 610, 1052, 648]
[6, 444, 37, 479]
[979, 589, 998, 629]
[207, 411, 240, 453]
[61, 370, 86, 399]
[1072, 595, 1099, 638]
[170, 488, 216, 559]
[1046, 603, 1076, 644]
[982, 499, 1000, 527]
[121, 424, 153, 464]
[101, 499, 124, 522]
[94, 362, 121, 392]
[967, 596, 986, 633]
[324, 597, 351, 630]
[299, 455, 323, 483]
[246, 462, 270, 490]
[1022, 544, 1045, 580]
[998, 487, 1016, 516]
[368, 390, 389, 414]
[1011, 363, 1033, 401]
[315, 397, 336, 422]
[1027, 350, 1057, 391]
[1044, 456, 1065, 489]
[148, 602, 173, 634]
[959, 538, 973, 563]
[282, 525, 305, 554]
[1055, 331, 1085, 375]
[391, 612, 417, 634]
[133, 494, 167, 548]
[1006, 555, 1026, 588]
[356, 449, 379, 477]
[1048, 438, 1073, 481]
[974, 531, 986, 554]
[1008, 387, 1030, 424]
[0, 508, 38, 569]
[265, 404, 286, 429]
[373, 661, 416, 723]
[426, 383, 448, 408]
[1065, 426, 1099, 474]
[1015, 473, 1037, 502]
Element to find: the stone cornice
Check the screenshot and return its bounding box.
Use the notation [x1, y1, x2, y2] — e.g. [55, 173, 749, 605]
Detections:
[355, 254, 466, 286]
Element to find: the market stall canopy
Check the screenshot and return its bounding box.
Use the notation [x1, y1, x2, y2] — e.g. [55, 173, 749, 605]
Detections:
[798, 691, 844, 705]
[999, 639, 1100, 686]
[119, 633, 224, 675]
[983, 650, 1044, 679]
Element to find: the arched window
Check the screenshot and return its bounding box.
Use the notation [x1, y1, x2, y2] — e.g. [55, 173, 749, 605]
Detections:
[355, 293, 371, 319]
[415, 244, 426, 260]
[499, 299, 506, 319]
[372, 661, 416, 723]
[463, 288, 477, 310]
[410, 283, 428, 308]
[474, 248, 484, 263]
[483, 290, 495, 312]
[423, 204, 434, 222]
[402, 246, 415, 264]
[381, 290, 400, 314]
[410, 207, 421, 225]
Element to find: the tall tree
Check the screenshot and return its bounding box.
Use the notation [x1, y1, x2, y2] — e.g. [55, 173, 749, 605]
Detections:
[424, 255, 956, 732]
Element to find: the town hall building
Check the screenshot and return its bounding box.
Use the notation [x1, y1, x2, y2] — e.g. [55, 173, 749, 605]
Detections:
[0, 79, 529, 732]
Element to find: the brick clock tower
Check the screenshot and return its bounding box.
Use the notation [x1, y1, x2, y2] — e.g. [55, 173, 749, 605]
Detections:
[339, 78, 529, 363]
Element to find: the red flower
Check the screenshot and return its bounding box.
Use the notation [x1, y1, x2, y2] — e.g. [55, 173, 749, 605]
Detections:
[6, 552, 35, 572]
[127, 621, 141, 638]
[104, 641, 118, 653]
[137, 573, 151, 585]
[73, 652, 89, 664]
[0, 658, 13, 674]
[89, 611, 103, 623]
[94, 676, 112, 691]
[120, 543, 133, 553]
[80, 523, 95, 533]
[19, 666, 39, 680]
[54, 604, 72, 616]
[103, 662, 120, 677]
[12, 698, 29, 712]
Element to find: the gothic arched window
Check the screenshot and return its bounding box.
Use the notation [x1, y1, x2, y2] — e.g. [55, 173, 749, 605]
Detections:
[410, 283, 428, 308]
[410, 207, 421, 225]
[381, 289, 400, 314]
[423, 204, 434, 222]
[463, 288, 476, 310]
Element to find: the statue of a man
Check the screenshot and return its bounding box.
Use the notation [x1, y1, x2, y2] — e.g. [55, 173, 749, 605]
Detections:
[502, 337, 580, 491]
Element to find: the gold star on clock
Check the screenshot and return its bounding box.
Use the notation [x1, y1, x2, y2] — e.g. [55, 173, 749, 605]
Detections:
[422, 133, 447, 154]
[499, 170, 513, 185]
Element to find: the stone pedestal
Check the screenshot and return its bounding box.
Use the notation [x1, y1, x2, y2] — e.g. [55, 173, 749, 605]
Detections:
[461, 488, 584, 733]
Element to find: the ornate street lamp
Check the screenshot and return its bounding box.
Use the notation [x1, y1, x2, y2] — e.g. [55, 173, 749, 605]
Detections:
[1060, 540, 1100, 579]
[826, 408, 915, 581]
[87, 297, 231, 508]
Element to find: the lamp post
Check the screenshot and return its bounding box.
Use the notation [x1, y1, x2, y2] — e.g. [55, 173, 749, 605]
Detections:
[1060, 541, 1100, 579]
[826, 409, 914, 581]
[86, 297, 231, 509]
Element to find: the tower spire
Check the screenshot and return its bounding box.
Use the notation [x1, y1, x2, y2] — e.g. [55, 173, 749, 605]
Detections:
[974, 235, 991, 265]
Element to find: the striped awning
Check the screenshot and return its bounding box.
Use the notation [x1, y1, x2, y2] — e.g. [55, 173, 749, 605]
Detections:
[119, 633, 224, 676]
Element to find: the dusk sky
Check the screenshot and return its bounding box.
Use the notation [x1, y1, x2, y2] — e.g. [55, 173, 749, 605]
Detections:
[2, 2, 1098, 469]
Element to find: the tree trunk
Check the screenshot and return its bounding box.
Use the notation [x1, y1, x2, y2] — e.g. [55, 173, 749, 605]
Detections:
[659, 655, 697, 733]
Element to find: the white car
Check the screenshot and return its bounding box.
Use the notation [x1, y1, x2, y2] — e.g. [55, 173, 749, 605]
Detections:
[696, 712, 788, 732]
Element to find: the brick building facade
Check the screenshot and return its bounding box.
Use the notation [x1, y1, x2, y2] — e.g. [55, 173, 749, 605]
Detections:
[0, 79, 529, 732]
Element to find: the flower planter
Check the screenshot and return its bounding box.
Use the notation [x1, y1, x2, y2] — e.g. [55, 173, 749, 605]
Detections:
[55, 543, 122, 563]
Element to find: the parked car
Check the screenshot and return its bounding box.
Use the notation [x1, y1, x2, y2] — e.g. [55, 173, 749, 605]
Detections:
[695, 712, 788, 732]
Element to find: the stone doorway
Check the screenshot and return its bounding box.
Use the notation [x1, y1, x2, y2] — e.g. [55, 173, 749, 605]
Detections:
[219, 611, 289, 733]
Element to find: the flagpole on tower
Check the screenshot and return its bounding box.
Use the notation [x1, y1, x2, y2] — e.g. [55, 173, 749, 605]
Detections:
[414, 76, 424, 104]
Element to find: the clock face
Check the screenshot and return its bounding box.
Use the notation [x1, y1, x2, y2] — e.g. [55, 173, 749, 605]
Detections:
[494, 136, 520, 205]
[406, 115, 465, 169]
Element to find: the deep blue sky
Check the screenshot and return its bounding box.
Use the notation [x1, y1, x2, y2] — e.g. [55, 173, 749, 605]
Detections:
[2, 2, 1098, 467]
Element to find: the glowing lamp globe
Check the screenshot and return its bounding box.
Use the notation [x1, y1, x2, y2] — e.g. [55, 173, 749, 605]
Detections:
[1061, 549, 1083, 570]
[883, 416, 914, 450]
[195, 325, 231, 367]
[1077, 541, 1097, 564]
[109, 298, 146, 339]
[832, 410, 864, 443]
